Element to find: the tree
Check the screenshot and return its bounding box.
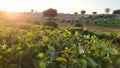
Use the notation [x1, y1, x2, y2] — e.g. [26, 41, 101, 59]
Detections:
[31, 9, 34, 13]
[42, 8, 57, 19]
[81, 10, 86, 15]
[105, 8, 110, 14]
[92, 12, 97, 15]
[74, 12, 78, 15]
[113, 9, 120, 14]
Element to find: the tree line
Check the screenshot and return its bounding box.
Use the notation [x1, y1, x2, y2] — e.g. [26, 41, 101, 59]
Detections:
[41, 8, 120, 19]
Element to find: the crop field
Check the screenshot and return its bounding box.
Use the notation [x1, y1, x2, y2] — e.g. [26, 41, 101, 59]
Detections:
[82, 19, 120, 35]
[0, 0, 120, 68]
[0, 18, 120, 68]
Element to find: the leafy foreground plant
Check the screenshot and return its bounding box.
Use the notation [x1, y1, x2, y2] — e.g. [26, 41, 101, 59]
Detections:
[0, 25, 119, 68]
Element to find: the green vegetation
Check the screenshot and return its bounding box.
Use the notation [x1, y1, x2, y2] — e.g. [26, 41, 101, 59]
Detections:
[75, 22, 83, 27]
[0, 20, 119, 68]
[0, 15, 120, 68]
[113, 10, 120, 14]
[104, 8, 110, 14]
[81, 10, 86, 15]
[42, 8, 58, 19]
[44, 21, 58, 28]
[83, 19, 120, 34]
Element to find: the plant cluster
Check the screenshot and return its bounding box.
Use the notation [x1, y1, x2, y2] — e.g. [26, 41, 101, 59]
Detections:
[0, 25, 119, 68]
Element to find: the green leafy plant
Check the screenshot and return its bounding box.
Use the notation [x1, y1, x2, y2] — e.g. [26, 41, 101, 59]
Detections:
[0, 23, 119, 68]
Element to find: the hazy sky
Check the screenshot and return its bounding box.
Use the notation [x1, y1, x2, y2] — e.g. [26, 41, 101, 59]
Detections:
[0, 0, 119, 14]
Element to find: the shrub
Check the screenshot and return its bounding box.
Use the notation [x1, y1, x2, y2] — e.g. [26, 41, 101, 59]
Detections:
[83, 30, 94, 36]
[75, 22, 83, 27]
[68, 27, 83, 34]
[44, 21, 58, 28]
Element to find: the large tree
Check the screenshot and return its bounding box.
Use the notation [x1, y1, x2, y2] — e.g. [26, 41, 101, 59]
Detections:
[81, 10, 86, 15]
[42, 8, 57, 19]
[113, 9, 120, 14]
[31, 9, 34, 13]
[74, 12, 78, 15]
[92, 12, 97, 15]
[105, 8, 110, 14]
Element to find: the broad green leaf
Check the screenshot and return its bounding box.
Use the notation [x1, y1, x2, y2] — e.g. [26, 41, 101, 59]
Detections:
[62, 49, 71, 53]
[72, 59, 78, 64]
[56, 57, 66, 62]
[6, 48, 12, 53]
[91, 35, 96, 40]
[37, 52, 44, 58]
[40, 61, 46, 68]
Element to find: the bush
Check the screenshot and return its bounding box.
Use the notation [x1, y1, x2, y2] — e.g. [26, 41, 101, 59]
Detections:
[68, 27, 83, 34]
[75, 22, 83, 27]
[83, 30, 94, 36]
[44, 21, 58, 28]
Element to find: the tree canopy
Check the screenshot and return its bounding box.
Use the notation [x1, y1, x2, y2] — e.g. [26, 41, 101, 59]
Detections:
[42, 8, 57, 19]
[31, 9, 34, 13]
[74, 12, 78, 15]
[113, 9, 120, 14]
[105, 8, 110, 14]
[81, 10, 86, 15]
[92, 12, 97, 15]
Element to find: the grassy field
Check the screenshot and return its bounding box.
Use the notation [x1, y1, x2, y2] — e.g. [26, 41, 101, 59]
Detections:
[79, 19, 120, 36]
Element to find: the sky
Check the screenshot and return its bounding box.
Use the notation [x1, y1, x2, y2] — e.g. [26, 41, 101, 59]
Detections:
[0, 0, 120, 14]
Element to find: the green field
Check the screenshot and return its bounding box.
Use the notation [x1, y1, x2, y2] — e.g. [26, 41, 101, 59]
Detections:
[0, 18, 120, 68]
[82, 19, 120, 35]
